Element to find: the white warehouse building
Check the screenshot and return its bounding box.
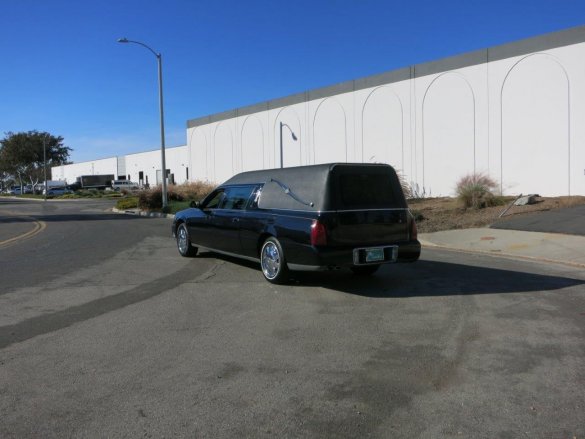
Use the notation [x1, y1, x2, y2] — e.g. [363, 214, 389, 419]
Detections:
[54, 26, 585, 197]
[52, 145, 189, 187]
[187, 25, 585, 196]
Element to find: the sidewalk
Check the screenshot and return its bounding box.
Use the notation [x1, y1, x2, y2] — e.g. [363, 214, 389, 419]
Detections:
[419, 228, 585, 268]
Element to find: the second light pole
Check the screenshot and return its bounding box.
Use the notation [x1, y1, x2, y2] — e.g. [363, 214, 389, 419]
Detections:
[118, 37, 168, 209]
[279, 122, 297, 168]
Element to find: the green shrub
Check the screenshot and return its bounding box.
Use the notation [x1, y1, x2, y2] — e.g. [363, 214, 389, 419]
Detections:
[138, 186, 179, 210]
[456, 173, 499, 209]
[76, 189, 102, 198]
[116, 197, 139, 210]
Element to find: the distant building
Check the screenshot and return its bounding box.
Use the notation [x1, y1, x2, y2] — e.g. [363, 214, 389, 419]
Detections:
[52, 145, 189, 187]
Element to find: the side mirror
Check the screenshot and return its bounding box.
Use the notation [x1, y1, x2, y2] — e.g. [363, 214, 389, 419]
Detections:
[189, 200, 201, 208]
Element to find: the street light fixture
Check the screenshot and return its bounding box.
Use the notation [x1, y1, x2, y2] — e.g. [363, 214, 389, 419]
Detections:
[117, 37, 168, 209]
[279, 122, 298, 169]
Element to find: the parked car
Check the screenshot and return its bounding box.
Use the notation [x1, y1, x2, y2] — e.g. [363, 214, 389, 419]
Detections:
[45, 187, 71, 196]
[111, 180, 140, 191]
[172, 163, 420, 284]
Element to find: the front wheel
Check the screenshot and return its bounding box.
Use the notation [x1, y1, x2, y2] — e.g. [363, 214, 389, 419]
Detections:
[350, 265, 380, 276]
[260, 237, 289, 284]
[176, 223, 198, 257]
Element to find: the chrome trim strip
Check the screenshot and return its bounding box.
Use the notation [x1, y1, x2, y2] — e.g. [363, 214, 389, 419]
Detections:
[193, 244, 260, 264]
[287, 263, 327, 272]
[328, 208, 409, 213]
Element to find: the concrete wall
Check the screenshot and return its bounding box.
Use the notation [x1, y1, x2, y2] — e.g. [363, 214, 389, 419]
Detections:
[187, 26, 585, 196]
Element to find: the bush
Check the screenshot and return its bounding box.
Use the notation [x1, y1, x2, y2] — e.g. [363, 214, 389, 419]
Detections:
[116, 197, 139, 210]
[456, 172, 500, 209]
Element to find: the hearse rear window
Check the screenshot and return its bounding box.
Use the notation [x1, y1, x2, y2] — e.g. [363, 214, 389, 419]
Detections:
[337, 172, 401, 209]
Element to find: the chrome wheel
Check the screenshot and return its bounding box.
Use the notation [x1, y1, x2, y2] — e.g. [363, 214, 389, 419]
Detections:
[260, 238, 288, 284]
[261, 241, 280, 279]
[178, 226, 189, 254]
[177, 224, 198, 257]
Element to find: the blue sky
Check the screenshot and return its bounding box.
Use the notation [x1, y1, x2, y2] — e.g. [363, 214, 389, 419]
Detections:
[1, 0, 583, 162]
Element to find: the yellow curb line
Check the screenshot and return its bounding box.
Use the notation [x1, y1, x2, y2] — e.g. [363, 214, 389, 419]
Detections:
[0, 214, 47, 249]
[421, 242, 585, 270]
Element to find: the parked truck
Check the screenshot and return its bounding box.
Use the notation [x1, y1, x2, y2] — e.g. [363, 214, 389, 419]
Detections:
[75, 174, 115, 190]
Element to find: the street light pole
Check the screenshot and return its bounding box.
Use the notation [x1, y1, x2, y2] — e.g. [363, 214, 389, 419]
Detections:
[43, 135, 47, 201]
[117, 37, 168, 210]
[279, 122, 298, 169]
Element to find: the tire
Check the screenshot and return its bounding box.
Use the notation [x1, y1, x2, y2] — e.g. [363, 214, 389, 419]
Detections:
[176, 223, 198, 257]
[260, 237, 289, 284]
[350, 265, 380, 276]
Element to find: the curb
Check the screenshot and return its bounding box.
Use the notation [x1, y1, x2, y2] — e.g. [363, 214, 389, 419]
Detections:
[111, 207, 175, 219]
[420, 241, 585, 270]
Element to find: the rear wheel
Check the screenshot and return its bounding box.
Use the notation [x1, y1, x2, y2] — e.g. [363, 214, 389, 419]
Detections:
[176, 223, 198, 257]
[350, 265, 380, 276]
[260, 237, 289, 284]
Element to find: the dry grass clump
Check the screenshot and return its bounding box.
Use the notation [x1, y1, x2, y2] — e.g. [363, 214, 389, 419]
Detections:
[172, 181, 216, 201]
[395, 170, 412, 199]
[138, 180, 215, 210]
[455, 173, 503, 209]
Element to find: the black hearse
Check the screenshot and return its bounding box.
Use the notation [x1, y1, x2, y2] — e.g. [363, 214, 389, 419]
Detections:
[172, 163, 420, 283]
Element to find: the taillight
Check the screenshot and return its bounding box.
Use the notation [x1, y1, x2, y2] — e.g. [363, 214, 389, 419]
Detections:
[310, 220, 327, 246]
[409, 215, 418, 241]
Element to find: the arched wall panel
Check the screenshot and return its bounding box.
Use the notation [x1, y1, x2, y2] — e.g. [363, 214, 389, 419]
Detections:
[189, 128, 210, 182]
[501, 54, 570, 195]
[313, 98, 347, 164]
[422, 73, 476, 196]
[362, 86, 404, 170]
[213, 123, 234, 183]
[241, 116, 265, 172]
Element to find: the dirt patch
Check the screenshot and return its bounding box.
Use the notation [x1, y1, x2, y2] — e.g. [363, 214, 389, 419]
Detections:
[408, 196, 585, 233]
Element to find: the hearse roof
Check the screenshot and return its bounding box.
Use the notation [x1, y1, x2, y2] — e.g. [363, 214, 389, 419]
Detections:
[222, 163, 399, 211]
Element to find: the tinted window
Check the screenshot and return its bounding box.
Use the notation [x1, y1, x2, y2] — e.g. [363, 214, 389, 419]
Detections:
[202, 190, 226, 209]
[337, 172, 403, 209]
[222, 186, 255, 210]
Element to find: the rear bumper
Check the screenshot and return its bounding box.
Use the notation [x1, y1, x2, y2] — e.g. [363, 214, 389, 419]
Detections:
[285, 240, 421, 271]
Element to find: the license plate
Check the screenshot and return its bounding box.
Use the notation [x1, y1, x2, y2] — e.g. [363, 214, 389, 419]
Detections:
[365, 248, 385, 262]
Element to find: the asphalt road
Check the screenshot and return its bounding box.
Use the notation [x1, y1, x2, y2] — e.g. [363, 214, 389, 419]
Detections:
[1, 198, 584, 438]
[492, 204, 585, 235]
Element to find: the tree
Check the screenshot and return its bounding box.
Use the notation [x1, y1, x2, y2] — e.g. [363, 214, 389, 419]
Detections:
[0, 131, 72, 191]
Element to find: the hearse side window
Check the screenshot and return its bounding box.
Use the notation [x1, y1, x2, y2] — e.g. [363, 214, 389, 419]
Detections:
[202, 190, 226, 209]
[222, 185, 256, 210]
[338, 173, 399, 209]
